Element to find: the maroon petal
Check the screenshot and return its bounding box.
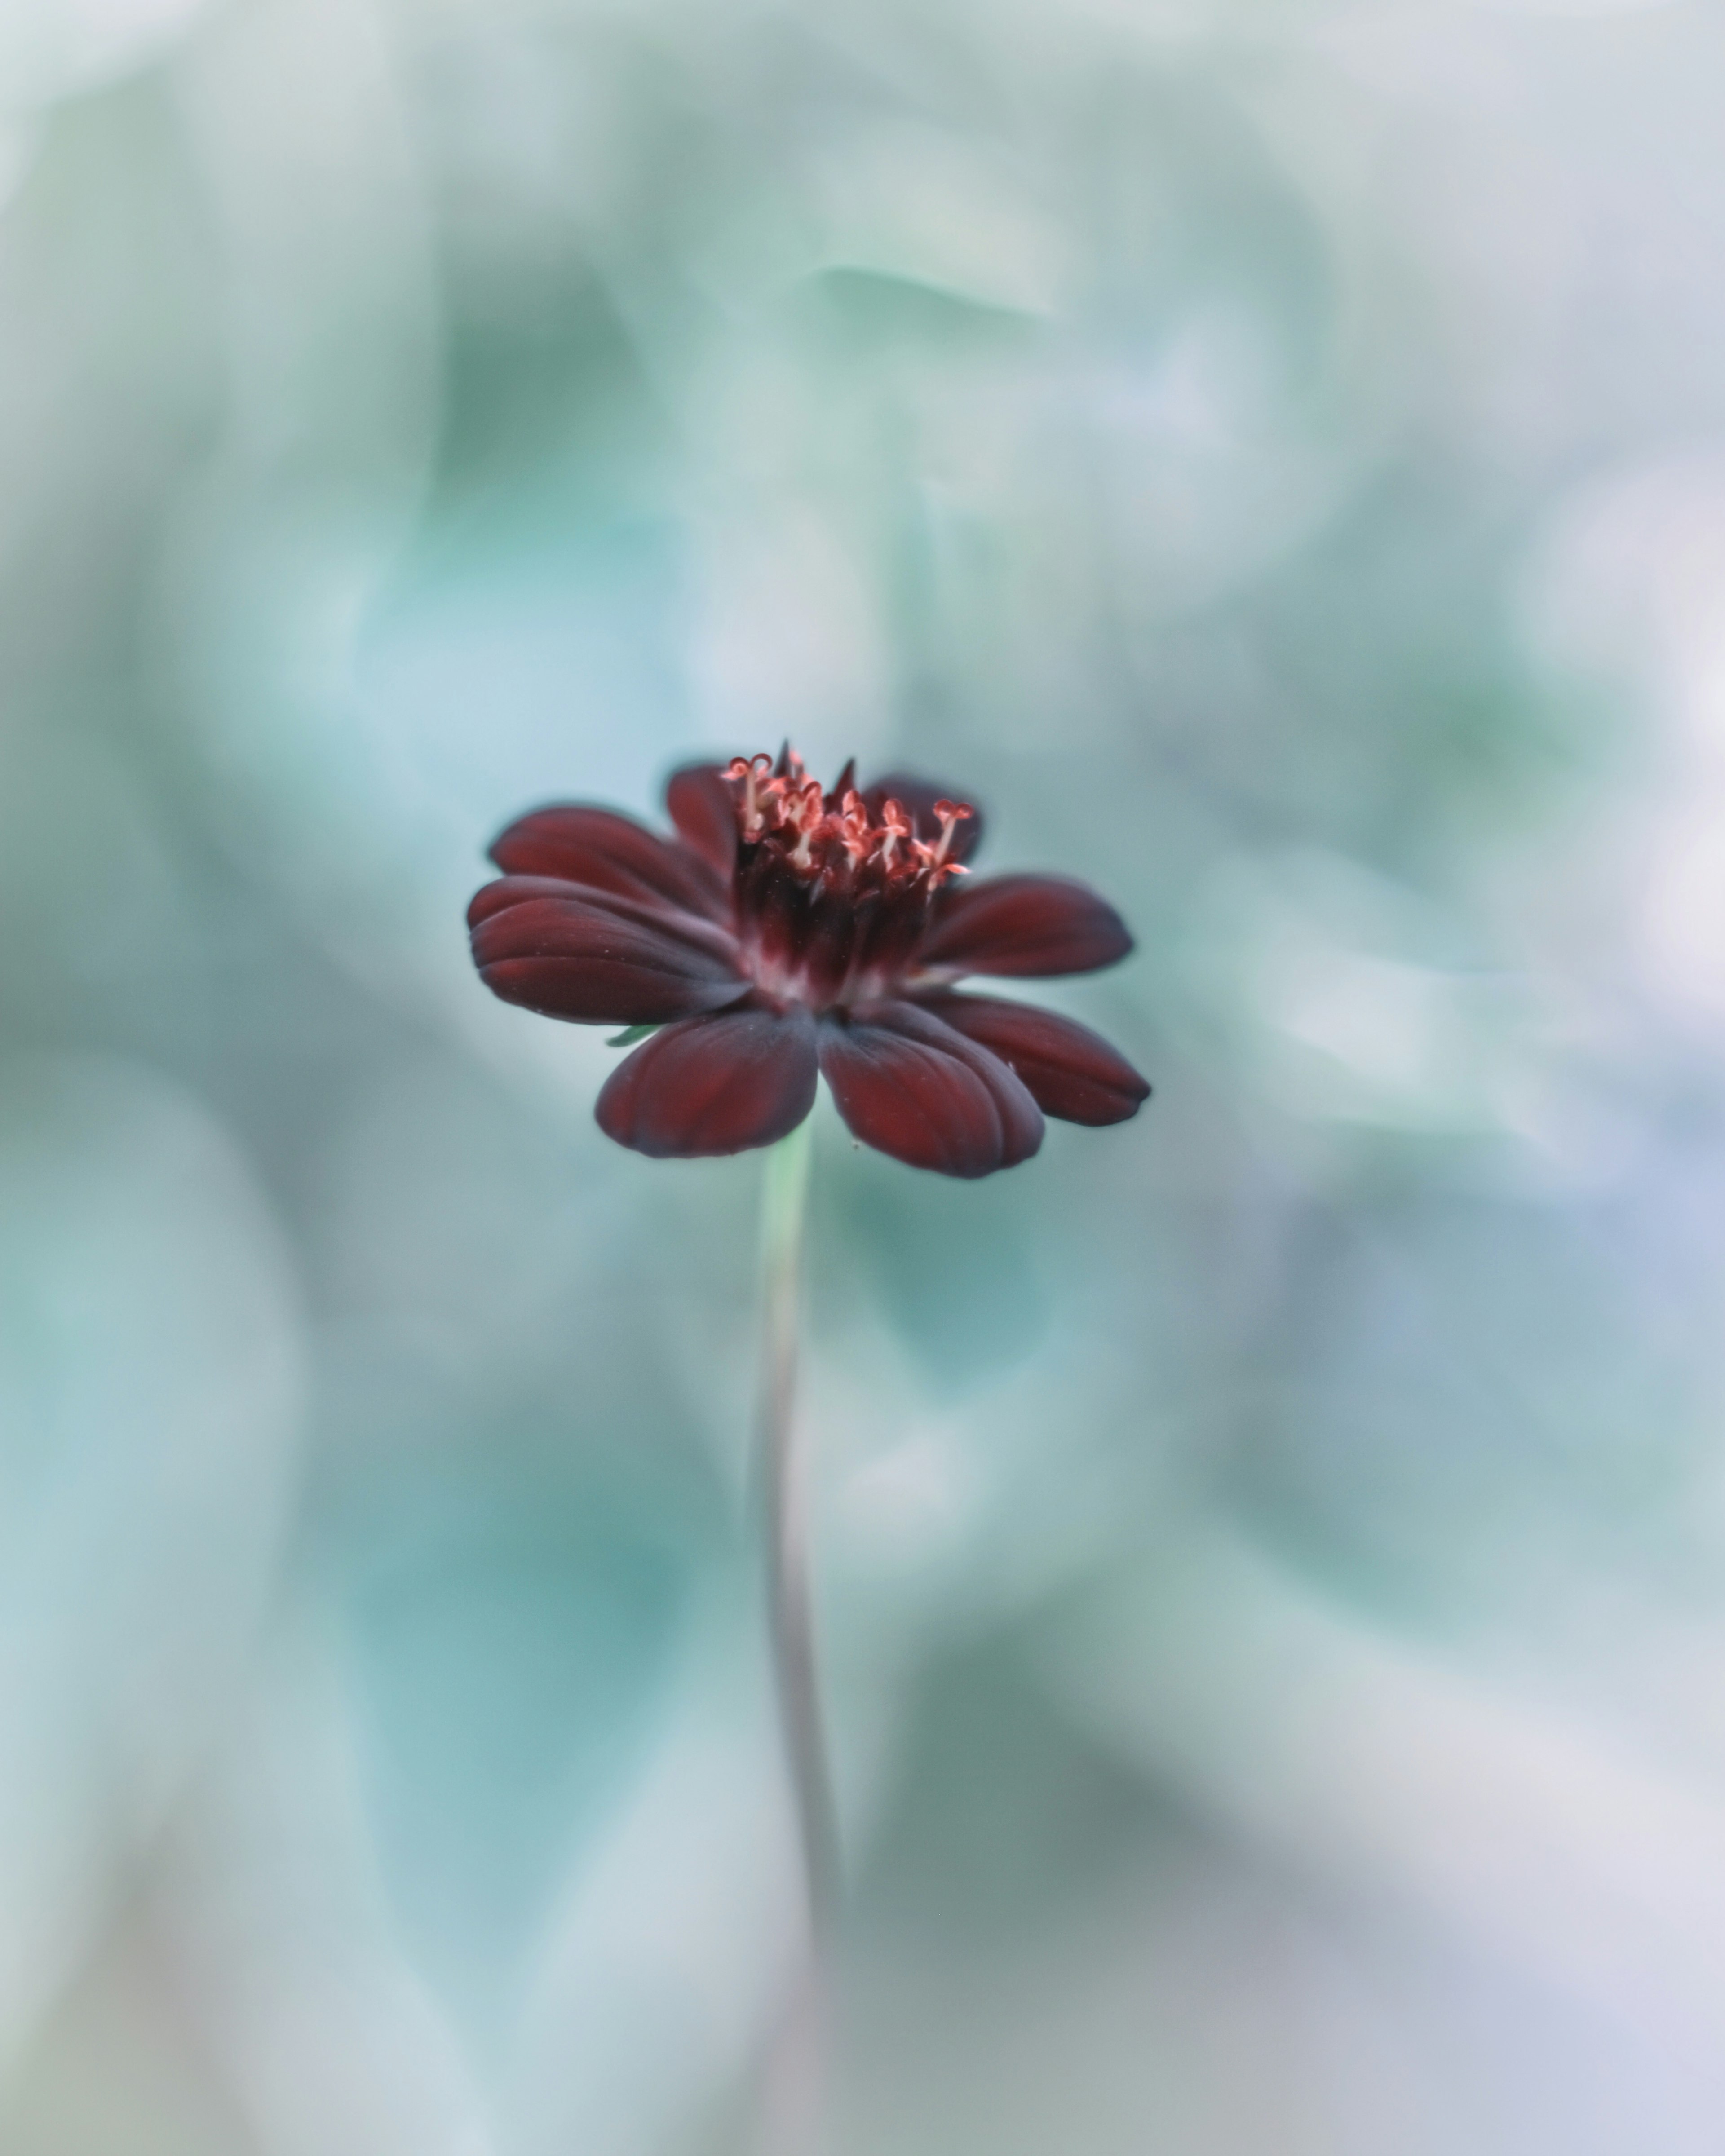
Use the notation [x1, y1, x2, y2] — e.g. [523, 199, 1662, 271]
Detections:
[817, 1000, 1043, 1178]
[597, 1001, 818, 1158]
[467, 874, 590, 928]
[916, 993, 1150, 1126]
[489, 804, 729, 919]
[918, 873, 1132, 979]
[861, 772, 985, 866]
[466, 875, 744, 941]
[665, 763, 740, 880]
[471, 885, 748, 1026]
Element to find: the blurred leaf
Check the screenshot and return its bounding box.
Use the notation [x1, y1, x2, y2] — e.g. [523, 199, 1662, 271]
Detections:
[346, 1467, 687, 2046]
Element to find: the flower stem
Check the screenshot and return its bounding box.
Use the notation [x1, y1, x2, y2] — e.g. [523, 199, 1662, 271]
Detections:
[754, 1112, 840, 1940]
[753, 1115, 837, 2153]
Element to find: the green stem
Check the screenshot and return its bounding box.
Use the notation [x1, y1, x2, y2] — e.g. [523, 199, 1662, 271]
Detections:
[754, 1113, 839, 1939]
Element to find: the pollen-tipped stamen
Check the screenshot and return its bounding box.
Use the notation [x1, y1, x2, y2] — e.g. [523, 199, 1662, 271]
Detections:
[728, 753, 774, 840]
[930, 799, 974, 871]
[877, 798, 911, 874]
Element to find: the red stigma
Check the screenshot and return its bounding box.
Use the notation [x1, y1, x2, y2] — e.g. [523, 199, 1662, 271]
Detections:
[723, 751, 971, 893]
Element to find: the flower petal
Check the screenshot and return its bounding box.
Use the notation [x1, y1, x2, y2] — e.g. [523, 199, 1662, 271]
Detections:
[915, 994, 1150, 1126]
[471, 885, 748, 1025]
[596, 1001, 818, 1158]
[664, 763, 740, 880]
[466, 874, 588, 929]
[917, 874, 1132, 979]
[861, 772, 985, 865]
[817, 1000, 1043, 1178]
[489, 804, 730, 919]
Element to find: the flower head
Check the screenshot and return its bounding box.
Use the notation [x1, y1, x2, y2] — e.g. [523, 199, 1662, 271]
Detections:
[469, 749, 1149, 1176]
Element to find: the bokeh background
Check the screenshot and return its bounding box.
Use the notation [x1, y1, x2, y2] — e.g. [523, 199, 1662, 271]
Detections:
[6, 0, 1725, 2148]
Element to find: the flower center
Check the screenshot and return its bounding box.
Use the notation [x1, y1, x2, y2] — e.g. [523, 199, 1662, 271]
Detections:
[724, 748, 973, 1010]
[726, 750, 971, 884]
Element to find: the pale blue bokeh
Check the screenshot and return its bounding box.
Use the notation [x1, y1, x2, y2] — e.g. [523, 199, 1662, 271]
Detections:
[5, 2, 1725, 2151]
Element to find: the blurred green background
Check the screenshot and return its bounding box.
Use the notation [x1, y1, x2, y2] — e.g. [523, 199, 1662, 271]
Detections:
[6, 0, 1725, 2149]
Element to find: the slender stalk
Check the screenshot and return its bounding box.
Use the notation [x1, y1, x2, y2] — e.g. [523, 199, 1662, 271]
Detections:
[752, 1114, 838, 2156]
[754, 1112, 839, 1936]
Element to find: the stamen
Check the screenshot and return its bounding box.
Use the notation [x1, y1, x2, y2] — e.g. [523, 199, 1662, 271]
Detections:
[878, 796, 912, 872]
[785, 778, 822, 867]
[728, 752, 972, 898]
[726, 752, 774, 839]
[930, 799, 974, 869]
[837, 789, 872, 862]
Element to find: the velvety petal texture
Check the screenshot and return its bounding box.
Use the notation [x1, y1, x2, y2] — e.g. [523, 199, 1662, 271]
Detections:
[470, 883, 748, 1025]
[918, 873, 1133, 979]
[918, 993, 1150, 1125]
[489, 804, 729, 919]
[467, 874, 602, 928]
[818, 1000, 1043, 1178]
[597, 1002, 818, 1157]
[664, 763, 741, 880]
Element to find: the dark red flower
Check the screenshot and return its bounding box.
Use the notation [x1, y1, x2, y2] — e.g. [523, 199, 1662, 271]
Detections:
[469, 750, 1149, 1177]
